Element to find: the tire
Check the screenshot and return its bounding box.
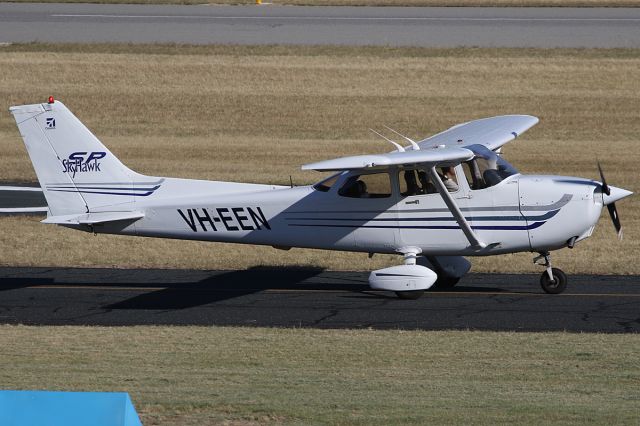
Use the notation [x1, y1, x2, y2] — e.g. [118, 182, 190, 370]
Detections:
[432, 276, 460, 290]
[395, 290, 425, 300]
[540, 268, 567, 294]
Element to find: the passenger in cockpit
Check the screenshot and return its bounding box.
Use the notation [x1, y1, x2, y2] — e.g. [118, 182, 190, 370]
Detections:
[404, 170, 420, 196]
[356, 180, 368, 198]
[341, 179, 367, 198]
[417, 170, 436, 194]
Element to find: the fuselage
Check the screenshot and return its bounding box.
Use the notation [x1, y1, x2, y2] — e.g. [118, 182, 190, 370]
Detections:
[91, 164, 606, 257]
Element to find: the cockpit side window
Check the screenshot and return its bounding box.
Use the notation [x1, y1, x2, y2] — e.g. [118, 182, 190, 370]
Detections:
[462, 145, 519, 190]
[313, 173, 340, 192]
[398, 167, 458, 197]
[339, 172, 391, 198]
[462, 159, 489, 190]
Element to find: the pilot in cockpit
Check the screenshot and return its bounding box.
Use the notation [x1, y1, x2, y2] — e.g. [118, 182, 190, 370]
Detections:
[441, 167, 459, 192]
[464, 144, 520, 189]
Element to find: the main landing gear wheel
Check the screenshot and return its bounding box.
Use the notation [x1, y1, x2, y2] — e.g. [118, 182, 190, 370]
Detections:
[395, 290, 425, 300]
[540, 268, 567, 294]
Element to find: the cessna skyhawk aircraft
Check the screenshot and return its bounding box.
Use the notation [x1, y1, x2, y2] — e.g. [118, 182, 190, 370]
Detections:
[10, 98, 633, 299]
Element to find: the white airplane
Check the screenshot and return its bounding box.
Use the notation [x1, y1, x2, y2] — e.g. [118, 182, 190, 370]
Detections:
[10, 97, 633, 299]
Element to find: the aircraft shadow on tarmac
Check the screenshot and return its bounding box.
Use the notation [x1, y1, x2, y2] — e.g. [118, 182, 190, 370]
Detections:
[0, 277, 53, 292]
[0, 266, 514, 310]
[105, 266, 334, 310]
[103, 268, 513, 310]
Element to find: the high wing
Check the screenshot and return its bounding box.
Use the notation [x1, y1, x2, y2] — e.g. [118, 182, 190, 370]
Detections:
[418, 115, 539, 151]
[303, 115, 538, 172]
[302, 146, 474, 172]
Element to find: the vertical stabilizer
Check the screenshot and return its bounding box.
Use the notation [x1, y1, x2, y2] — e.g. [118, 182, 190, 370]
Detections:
[10, 99, 158, 216]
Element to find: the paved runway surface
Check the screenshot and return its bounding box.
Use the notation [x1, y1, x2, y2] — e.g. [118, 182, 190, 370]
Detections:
[1, 4, 639, 47]
[0, 266, 638, 332]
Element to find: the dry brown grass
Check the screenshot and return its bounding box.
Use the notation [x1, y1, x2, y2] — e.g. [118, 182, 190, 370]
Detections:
[5, 0, 640, 7]
[1, 325, 639, 425]
[0, 44, 638, 273]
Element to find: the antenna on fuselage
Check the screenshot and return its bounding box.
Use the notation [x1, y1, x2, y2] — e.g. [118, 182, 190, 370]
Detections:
[383, 125, 420, 151]
[369, 129, 405, 152]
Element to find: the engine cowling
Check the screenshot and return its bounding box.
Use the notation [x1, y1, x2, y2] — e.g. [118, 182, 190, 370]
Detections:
[368, 264, 437, 292]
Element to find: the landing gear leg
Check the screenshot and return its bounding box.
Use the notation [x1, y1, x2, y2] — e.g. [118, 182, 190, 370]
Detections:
[533, 252, 567, 294]
[395, 250, 426, 300]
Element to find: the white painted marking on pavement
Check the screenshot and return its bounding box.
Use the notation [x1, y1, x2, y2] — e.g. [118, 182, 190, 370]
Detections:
[0, 186, 42, 192]
[0, 207, 47, 213]
[51, 14, 640, 22]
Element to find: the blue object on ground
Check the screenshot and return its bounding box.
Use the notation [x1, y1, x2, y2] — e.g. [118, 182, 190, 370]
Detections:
[0, 390, 142, 426]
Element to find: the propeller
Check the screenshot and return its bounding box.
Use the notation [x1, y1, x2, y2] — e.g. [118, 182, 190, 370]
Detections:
[597, 161, 623, 239]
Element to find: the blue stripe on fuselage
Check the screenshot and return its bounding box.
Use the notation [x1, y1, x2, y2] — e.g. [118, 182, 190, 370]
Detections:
[285, 209, 559, 223]
[287, 221, 546, 231]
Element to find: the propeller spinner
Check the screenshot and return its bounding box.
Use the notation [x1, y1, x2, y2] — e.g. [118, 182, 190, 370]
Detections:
[597, 161, 627, 239]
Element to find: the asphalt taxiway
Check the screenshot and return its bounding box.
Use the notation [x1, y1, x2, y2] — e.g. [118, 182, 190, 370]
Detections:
[0, 267, 638, 332]
[0, 4, 639, 47]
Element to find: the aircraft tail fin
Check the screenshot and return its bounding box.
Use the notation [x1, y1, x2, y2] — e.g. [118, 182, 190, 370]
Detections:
[10, 99, 160, 216]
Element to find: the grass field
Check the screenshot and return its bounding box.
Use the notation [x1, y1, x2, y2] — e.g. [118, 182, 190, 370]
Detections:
[1, 43, 638, 274]
[6, 0, 640, 7]
[0, 325, 638, 425]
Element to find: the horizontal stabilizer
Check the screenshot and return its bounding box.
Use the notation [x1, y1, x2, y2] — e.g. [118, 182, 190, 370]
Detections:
[42, 211, 144, 225]
[302, 146, 474, 172]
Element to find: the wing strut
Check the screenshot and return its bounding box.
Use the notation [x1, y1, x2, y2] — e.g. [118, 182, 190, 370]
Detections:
[428, 166, 486, 250]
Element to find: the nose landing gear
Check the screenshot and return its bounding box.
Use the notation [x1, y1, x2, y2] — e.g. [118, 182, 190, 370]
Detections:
[533, 252, 567, 294]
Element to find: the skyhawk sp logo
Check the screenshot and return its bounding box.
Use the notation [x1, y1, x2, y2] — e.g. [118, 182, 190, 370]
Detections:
[62, 151, 106, 178]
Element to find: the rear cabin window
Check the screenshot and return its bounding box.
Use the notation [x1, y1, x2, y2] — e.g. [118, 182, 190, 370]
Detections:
[313, 174, 340, 192]
[339, 172, 391, 198]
